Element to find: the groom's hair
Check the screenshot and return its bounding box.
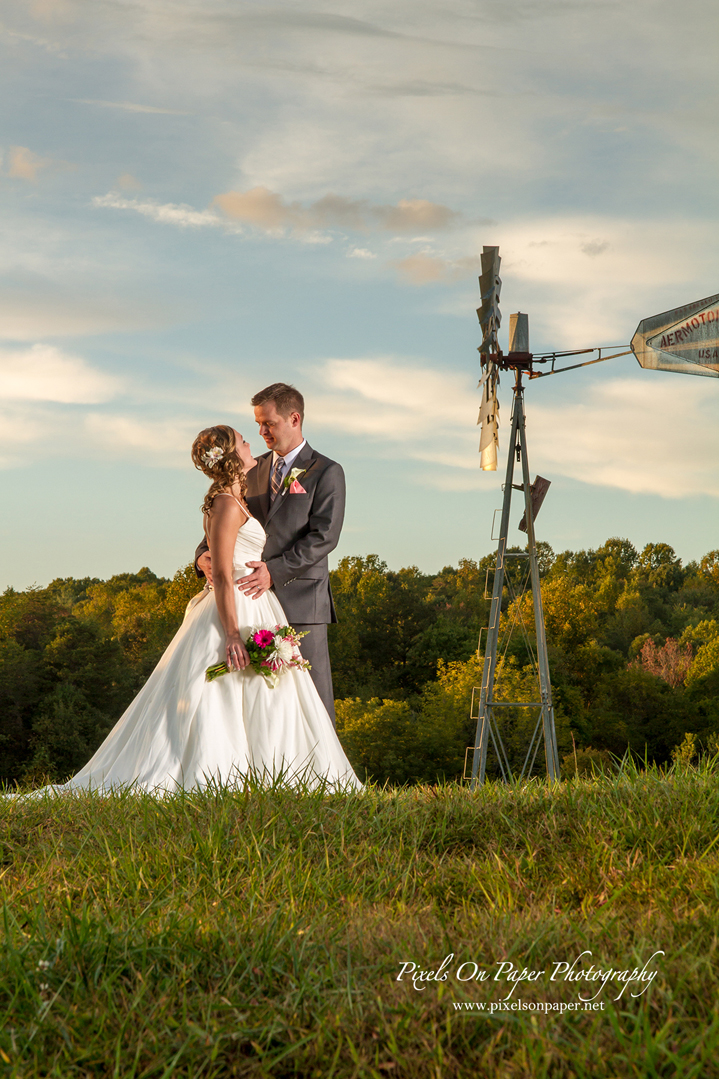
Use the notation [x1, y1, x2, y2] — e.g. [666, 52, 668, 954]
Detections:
[251, 383, 304, 423]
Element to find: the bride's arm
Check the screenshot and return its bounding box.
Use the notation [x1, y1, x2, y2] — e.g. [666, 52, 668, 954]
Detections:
[207, 498, 250, 671]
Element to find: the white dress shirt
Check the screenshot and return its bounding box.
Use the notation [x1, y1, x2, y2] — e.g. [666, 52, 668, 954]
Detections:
[272, 439, 306, 489]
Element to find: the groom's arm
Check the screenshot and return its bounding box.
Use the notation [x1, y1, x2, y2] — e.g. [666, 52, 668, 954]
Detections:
[264, 462, 346, 587]
[195, 536, 210, 580]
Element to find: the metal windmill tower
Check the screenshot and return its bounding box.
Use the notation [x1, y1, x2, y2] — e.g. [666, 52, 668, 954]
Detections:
[467, 248, 717, 787]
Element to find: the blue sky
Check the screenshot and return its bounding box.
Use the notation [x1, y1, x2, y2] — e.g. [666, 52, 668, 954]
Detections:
[1, 0, 717, 589]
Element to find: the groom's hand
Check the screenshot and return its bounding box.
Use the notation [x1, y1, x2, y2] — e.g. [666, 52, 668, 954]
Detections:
[197, 551, 213, 585]
[240, 561, 272, 599]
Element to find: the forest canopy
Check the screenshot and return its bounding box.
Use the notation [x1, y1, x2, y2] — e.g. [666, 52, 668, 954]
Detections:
[1, 539, 718, 786]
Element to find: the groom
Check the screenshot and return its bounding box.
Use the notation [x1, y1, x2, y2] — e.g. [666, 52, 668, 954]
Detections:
[195, 382, 345, 725]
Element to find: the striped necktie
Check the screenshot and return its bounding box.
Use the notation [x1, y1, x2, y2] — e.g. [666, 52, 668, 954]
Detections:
[270, 456, 284, 501]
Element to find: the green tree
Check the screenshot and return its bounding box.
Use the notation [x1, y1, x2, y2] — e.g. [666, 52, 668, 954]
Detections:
[28, 684, 114, 783]
[586, 667, 696, 761]
[634, 542, 685, 591]
[336, 697, 462, 785]
[329, 556, 435, 697]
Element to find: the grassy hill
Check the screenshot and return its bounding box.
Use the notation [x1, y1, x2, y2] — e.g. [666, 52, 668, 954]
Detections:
[1, 760, 718, 1077]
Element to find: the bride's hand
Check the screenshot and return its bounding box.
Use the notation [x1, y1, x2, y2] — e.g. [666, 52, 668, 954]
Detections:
[226, 634, 250, 670]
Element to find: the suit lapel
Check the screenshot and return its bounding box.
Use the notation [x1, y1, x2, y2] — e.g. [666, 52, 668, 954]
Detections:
[265, 442, 316, 526]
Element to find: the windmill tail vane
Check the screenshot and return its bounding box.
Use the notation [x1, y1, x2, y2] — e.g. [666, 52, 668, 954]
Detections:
[476, 245, 502, 471]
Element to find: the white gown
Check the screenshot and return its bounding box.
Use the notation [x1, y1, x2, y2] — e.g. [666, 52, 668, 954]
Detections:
[45, 515, 363, 795]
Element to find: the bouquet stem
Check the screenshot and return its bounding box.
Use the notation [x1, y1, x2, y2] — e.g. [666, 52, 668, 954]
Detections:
[205, 662, 229, 683]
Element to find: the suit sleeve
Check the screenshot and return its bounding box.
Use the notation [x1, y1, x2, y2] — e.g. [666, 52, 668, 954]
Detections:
[264, 462, 345, 588]
[194, 535, 209, 579]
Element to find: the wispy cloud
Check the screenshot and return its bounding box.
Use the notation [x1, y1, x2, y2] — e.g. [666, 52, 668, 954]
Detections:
[347, 247, 377, 260]
[83, 413, 198, 466]
[5, 145, 53, 181]
[93, 187, 463, 243]
[213, 187, 461, 233]
[71, 98, 191, 115]
[304, 357, 719, 499]
[92, 193, 224, 229]
[0, 344, 121, 403]
[116, 172, 142, 190]
[529, 377, 719, 498]
[392, 252, 482, 284]
[494, 215, 719, 347]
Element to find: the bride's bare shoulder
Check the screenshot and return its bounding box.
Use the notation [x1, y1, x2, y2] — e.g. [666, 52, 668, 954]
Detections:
[209, 492, 249, 522]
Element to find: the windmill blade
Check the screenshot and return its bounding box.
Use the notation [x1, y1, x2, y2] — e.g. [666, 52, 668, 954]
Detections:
[477, 361, 500, 471]
[476, 246, 502, 470]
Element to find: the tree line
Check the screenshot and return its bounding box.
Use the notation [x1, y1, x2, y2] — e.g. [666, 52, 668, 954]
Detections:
[1, 538, 718, 786]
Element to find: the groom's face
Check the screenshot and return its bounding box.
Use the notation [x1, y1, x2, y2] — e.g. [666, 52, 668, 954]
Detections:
[254, 401, 303, 456]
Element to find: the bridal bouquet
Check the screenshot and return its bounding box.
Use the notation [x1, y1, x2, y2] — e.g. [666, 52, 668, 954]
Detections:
[206, 624, 310, 687]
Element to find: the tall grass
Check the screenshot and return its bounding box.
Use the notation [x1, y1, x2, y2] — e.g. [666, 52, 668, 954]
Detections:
[1, 758, 718, 1077]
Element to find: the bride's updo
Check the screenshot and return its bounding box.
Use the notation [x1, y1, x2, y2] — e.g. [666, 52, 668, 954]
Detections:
[191, 425, 247, 515]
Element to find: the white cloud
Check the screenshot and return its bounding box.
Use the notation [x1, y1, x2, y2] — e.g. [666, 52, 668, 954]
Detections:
[92, 193, 224, 230]
[499, 215, 719, 348]
[392, 251, 482, 284]
[92, 187, 465, 259]
[528, 376, 719, 498]
[6, 0, 717, 209]
[95, 187, 461, 240]
[305, 356, 719, 499]
[428, 214, 719, 348]
[83, 413, 198, 467]
[5, 145, 52, 181]
[306, 357, 480, 479]
[72, 98, 191, 115]
[0, 344, 121, 403]
[310, 356, 471, 430]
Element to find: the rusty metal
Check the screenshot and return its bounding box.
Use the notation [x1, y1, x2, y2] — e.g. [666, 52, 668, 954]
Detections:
[518, 476, 551, 533]
[528, 346, 632, 379]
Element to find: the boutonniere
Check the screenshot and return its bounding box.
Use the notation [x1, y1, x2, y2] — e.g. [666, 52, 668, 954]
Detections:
[283, 467, 307, 494]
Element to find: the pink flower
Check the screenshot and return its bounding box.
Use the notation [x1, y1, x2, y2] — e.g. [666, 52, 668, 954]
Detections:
[253, 630, 274, 648]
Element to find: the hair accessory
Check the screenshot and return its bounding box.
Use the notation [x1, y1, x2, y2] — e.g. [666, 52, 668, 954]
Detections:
[201, 446, 224, 466]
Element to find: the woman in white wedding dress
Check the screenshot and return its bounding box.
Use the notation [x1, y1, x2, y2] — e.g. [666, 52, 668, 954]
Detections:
[36, 425, 362, 796]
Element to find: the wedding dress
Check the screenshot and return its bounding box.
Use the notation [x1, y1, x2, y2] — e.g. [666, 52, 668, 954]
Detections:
[38, 514, 363, 795]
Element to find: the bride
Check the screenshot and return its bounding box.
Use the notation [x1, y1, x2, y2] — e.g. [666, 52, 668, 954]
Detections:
[31, 425, 363, 795]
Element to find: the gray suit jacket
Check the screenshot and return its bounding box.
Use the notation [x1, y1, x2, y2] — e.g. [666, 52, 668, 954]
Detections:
[195, 442, 345, 625]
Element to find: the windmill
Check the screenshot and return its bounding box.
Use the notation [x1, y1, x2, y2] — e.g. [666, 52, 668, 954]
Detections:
[468, 247, 718, 787]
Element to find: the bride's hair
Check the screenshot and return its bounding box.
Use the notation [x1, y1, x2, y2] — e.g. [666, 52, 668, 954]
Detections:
[191, 425, 247, 515]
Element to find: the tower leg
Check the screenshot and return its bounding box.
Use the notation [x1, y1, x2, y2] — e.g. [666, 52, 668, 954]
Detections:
[470, 380, 560, 787]
[470, 390, 522, 788]
[516, 392, 560, 781]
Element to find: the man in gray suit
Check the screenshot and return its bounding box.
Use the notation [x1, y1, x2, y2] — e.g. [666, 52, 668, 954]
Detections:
[195, 382, 344, 724]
